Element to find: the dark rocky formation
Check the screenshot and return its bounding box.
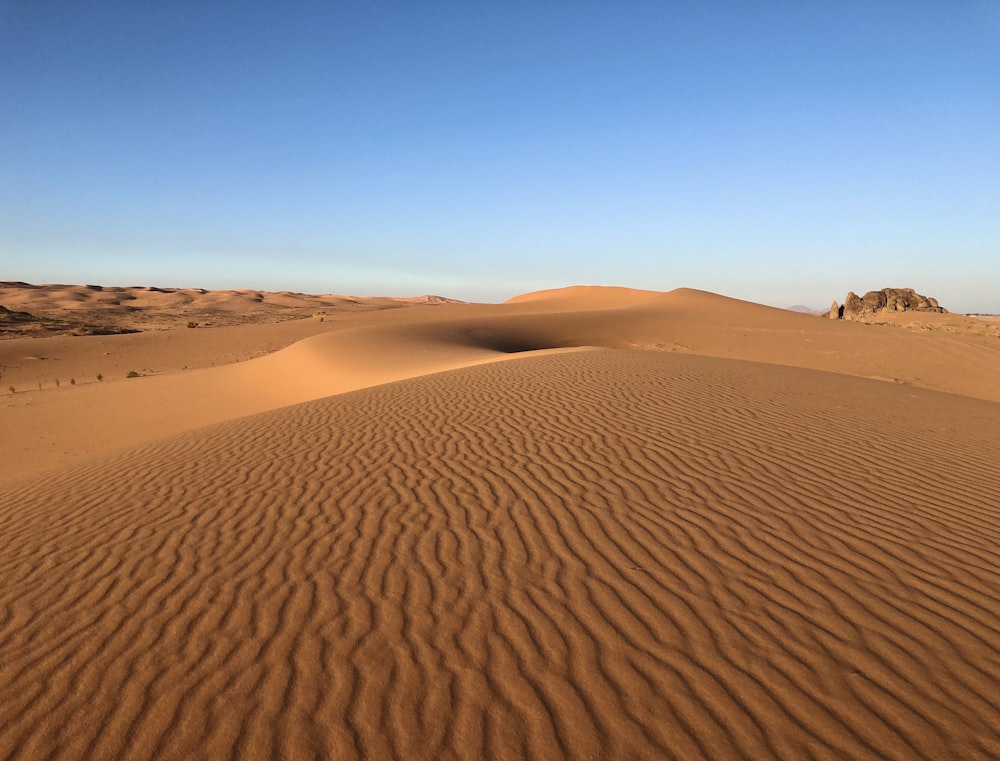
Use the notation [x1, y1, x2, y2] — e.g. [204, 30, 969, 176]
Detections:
[0, 305, 47, 337]
[0, 305, 37, 322]
[842, 291, 862, 318]
[834, 288, 946, 321]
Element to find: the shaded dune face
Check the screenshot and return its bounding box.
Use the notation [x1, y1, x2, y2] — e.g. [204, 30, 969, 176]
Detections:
[273, 287, 1000, 402]
[1, 351, 997, 761]
[452, 323, 574, 354]
[2, 285, 997, 486]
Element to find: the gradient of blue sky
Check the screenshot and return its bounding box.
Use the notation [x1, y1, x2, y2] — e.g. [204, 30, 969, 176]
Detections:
[2, 1, 998, 309]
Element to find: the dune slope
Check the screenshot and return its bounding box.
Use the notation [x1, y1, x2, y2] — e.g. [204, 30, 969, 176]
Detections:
[1, 350, 997, 761]
[3, 286, 998, 484]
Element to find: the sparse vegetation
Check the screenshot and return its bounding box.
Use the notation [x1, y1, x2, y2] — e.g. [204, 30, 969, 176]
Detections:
[8, 385, 13, 394]
[126, 370, 141, 378]
[55, 378, 60, 387]
[97, 373, 103, 381]
[187, 321, 199, 329]
[70, 378, 76, 385]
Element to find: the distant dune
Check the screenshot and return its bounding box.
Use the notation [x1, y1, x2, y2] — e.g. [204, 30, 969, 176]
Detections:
[1, 283, 997, 760]
[0, 280, 463, 338]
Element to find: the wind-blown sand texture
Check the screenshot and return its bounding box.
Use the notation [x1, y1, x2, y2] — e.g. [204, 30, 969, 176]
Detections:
[1, 285, 998, 760]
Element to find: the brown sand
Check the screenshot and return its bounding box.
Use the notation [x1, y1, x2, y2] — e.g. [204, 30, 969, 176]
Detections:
[3, 285, 997, 484]
[0, 284, 998, 760]
[0, 281, 457, 337]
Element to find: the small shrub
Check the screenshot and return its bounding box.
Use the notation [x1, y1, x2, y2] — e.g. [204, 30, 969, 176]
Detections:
[55, 378, 60, 387]
[97, 373, 103, 381]
[187, 321, 199, 329]
[126, 370, 141, 378]
[70, 378, 76, 386]
[8, 385, 13, 394]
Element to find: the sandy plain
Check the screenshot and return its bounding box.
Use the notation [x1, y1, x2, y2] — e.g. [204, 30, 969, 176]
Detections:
[0, 282, 997, 760]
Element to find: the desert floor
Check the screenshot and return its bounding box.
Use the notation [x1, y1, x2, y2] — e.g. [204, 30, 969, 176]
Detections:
[1, 283, 997, 760]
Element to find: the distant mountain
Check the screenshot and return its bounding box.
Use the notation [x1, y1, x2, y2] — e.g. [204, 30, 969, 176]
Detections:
[786, 305, 820, 313]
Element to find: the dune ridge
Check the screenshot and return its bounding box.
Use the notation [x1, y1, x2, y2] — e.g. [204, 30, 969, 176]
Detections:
[1, 349, 997, 761]
[3, 286, 998, 485]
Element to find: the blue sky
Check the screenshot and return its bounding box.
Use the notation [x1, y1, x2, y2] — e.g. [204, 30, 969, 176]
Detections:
[2, 1, 998, 310]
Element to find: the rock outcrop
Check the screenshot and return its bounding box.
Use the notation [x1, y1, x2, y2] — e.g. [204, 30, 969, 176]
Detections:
[0, 304, 45, 337]
[833, 288, 946, 321]
[0, 304, 38, 324]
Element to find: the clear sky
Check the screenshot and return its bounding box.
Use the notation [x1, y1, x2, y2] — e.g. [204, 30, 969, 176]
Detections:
[2, 1, 998, 310]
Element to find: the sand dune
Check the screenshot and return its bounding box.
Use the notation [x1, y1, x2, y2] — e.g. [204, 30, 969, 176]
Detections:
[1, 349, 997, 760]
[1, 284, 997, 760]
[2, 285, 997, 484]
[0, 281, 458, 338]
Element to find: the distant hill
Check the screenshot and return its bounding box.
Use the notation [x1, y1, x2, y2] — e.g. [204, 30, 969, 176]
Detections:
[0, 282, 464, 338]
[786, 305, 820, 314]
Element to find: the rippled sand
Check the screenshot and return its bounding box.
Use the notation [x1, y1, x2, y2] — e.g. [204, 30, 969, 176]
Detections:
[1, 285, 997, 760]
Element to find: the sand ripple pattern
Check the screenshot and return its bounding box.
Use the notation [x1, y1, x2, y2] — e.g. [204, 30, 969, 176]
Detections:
[1, 350, 997, 760]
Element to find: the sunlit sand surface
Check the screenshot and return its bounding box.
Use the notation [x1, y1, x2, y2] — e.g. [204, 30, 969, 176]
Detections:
[1, 284, 997, 760]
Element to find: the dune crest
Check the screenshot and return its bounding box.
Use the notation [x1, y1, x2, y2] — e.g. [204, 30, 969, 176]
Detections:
[3, 283, 998, 484]
[505, 284, 667, 307]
